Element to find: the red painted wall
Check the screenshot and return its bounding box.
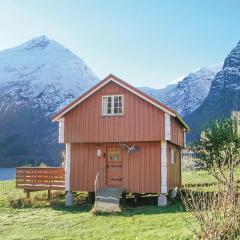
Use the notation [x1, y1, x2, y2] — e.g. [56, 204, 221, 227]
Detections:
[64, 81, 165, 143]
[70, 142, 161, 193]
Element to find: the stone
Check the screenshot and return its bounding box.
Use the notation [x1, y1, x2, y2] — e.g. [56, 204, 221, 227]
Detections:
[169, 188, 177, 199]
[93, 188, 123, 212]
[65, 191, 73, 207]
[158, 194, 167, 206]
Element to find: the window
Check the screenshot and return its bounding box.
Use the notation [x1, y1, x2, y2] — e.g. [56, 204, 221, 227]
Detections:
[102, 95, 124, 115]
[107, 148, 120, 161]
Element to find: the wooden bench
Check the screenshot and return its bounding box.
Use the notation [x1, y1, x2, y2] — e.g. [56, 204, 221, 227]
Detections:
[16, 167, 65, 198]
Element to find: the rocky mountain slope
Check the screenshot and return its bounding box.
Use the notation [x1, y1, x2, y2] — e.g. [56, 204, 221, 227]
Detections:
[0, 36, 99, 167]
[1, 35, 237, 166]
[185, 41, 240, 142]
[141, 64, 222, 116]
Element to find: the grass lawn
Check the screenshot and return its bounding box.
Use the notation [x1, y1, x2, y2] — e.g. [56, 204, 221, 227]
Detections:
[182, 168, 240, 192]
[182, 167, 240, 185]
[182, 170, 216, 185]
[0, 181, 192, 240]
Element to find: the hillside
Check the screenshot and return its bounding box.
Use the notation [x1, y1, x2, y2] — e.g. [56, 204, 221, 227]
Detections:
[141, 64, 222, 116]
[185, 41, 240, 142]
[0, 36, 99, 167]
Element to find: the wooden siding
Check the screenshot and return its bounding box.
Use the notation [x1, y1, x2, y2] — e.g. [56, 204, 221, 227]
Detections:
[70, 142, 161, 193]
[122, 142, 161, 193]
[70, 143, 106, 192]
[170, 116, 184, 147]
[64, 81, 165, 143]
[167, 143, 181, 189]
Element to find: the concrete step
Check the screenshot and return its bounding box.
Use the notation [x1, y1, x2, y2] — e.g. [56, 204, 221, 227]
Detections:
[94, 187, 124, 212]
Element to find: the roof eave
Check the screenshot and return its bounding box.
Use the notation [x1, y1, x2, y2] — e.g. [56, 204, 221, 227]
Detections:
[176, 114, 190, 132]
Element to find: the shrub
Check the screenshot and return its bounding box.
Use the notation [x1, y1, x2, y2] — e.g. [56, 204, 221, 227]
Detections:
[182, 118, 240, 239]
[8, 191, 66, 208]
[9, 197, 33, 208]
[192, 118, 240, 185]
[182, 186, 240, 239]
[74, 192, 88, 204]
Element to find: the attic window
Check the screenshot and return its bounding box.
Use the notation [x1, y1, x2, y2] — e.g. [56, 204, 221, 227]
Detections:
[102, 95, 124, 116]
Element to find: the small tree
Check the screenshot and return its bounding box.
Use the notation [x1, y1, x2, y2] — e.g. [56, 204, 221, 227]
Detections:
[192, 118, 240, 186]
[182, 118, 240, 239]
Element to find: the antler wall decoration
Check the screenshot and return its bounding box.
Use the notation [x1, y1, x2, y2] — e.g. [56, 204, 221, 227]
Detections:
[120, 144, 140, 154]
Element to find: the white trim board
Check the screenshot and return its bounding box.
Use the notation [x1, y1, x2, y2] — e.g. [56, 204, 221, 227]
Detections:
[65, 143, 71, 192]
[164, 113, 171, 141]
[161, 141, 168, 193]
[59, 118, 65, 143]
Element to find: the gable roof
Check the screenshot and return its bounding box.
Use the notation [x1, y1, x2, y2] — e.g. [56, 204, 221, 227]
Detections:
[52, 74, 189, 131]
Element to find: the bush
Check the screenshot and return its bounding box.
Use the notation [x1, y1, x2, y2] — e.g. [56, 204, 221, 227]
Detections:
[8, 191, 66, 208]
[182, 118, 240, 239]
[9, 197, 33, 208]
[74, 192, 88, 204]
[181, 185, 240, 239]
[192, 118, 240, 184]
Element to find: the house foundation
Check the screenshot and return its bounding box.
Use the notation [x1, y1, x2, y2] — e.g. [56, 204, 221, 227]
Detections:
[169, 188, 177, 199]
[66, 191, 73, 207]
[158, 194, 167, 206]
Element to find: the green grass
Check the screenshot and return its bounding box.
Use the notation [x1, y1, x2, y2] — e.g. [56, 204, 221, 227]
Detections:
[182, 170, 216, 185]
[182, 168, 240, 192]
[182, 167, 240, 186]
[0, 181, 192, 240]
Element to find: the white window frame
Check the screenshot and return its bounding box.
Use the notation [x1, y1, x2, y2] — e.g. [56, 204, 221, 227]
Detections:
[102, 95, 124, 116]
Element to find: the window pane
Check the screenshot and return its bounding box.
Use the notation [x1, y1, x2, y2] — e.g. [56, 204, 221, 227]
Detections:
[102, 97, 108, 114]
[103, 97, 112, 115]
[108, 148, 120, 161]
[103, 97, 107, 104]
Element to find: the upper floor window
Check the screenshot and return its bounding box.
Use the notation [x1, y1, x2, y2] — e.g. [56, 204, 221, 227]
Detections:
[102, 95, 124, 116]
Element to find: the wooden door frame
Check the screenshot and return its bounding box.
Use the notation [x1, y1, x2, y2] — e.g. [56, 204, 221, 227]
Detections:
[105, 144, 122, 187]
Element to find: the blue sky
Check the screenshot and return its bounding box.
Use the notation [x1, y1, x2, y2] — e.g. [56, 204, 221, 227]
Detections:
[0, 0, 240, 88]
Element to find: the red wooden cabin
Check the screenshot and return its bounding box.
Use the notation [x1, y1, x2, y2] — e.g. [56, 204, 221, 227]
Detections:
[52, 74, 189, 206]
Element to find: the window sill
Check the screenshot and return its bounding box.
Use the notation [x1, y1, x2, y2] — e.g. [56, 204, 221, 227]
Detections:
[101, 114, 124, 117]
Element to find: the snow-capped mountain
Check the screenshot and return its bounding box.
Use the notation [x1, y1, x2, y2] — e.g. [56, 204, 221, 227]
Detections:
[0, 35, 99, 114]
[141, 64, 222, 116]
[0, 36, 99, 167]
[185, 41, 240, 142]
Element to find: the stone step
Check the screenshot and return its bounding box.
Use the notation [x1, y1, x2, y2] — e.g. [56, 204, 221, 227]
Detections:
[93, 187, 124, 212]
[96, 196, 119, 204]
